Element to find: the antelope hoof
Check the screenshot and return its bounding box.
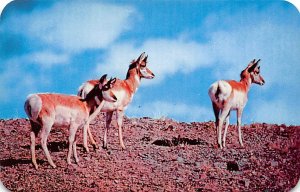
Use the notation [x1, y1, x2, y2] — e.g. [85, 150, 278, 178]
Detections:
[218, 142, 223, 149]
[84, 147, 90, 153]
[121, 145, 126, 150]
[92, 143, 99, 151]
[33, 164, 39, 170]
[222, 142, 226, 149]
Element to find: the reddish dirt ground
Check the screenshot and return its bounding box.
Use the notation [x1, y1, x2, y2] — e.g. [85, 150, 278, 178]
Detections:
[0, 114, 299, 191]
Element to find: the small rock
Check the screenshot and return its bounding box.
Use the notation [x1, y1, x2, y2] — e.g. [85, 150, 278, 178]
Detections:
[238, 158, 248, 166]
[229, 149, 238, 156]
[194, 162, 201, 167]
[233, 171, 243, 176]
[214, 162, 226, 169]
[271, 160, 278, 167]
[177, 156, 184, 163]
[131, 120, 138, 125]
[283, 159, 286, 163]
[17, 187, 24, 191]
[244, 179, 250, 188]
[279, 182, 284, 187]
[262, 175, 269, 180]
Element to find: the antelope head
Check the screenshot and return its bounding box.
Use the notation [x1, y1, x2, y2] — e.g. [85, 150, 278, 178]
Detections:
[99, 74, 117, 102]
[241, 59, 265, 85]
[136, 52, 155, 79]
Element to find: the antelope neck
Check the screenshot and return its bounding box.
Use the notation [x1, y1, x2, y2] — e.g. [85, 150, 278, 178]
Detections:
[81, 89, 103, 114]
[125, 66, 141, 93]
[240, 75, 252, 93]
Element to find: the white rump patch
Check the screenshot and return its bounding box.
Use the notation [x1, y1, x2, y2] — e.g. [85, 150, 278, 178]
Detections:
[24, 94, 42, 120]
[78, 82, 95, 99]
[208, 80, 232, 108]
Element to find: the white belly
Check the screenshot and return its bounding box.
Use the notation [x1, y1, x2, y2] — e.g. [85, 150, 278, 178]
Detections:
[54, 106, 86, 126]
[229, 90, 248, 110]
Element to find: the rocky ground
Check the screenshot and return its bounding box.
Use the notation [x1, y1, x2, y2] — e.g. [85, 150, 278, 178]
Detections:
[0, 114, 299, 191]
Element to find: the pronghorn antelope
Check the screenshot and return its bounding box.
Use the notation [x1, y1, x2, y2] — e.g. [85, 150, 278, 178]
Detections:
[78, 52, 155, 150]
[24, 75, 117, 169]
[208, 59, 265, 149]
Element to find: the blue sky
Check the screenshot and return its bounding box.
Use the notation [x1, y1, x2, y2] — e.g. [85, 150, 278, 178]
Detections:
[0, 0, 299, 125]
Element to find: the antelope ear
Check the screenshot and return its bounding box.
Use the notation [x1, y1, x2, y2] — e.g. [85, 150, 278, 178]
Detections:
[140, 55, 148, 67]
[99, 74, 108, 84]
[137, 52, 146, 64]
[143, 55, 148, 62]
[248, 62, 258, 72]
[256, 59, 261, 64]
[110, 77, 117, 85]
[107, 77, 117, 88]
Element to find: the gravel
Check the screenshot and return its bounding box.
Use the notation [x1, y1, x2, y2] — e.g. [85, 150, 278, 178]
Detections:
[0, 115, 299, 191]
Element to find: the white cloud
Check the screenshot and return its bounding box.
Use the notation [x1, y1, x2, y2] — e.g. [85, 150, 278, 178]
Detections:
[4, 1, 136, 52]
[0, 63, 35, 102]
[208, 22, 300, 86]
[95, 43, 139, 80]
[0, 53, 64, 103]
[95, 17, 299, 89]
[249, 99, 299, 125]
[126, 101, 213, 122]
[94, 3, 299, 90]
[2, 50, 70, 69]
[25, 51, 70, 68]
[0, 1, 137, 107]
[95, 38, 213, 84]
[143, 39, 213, 80]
